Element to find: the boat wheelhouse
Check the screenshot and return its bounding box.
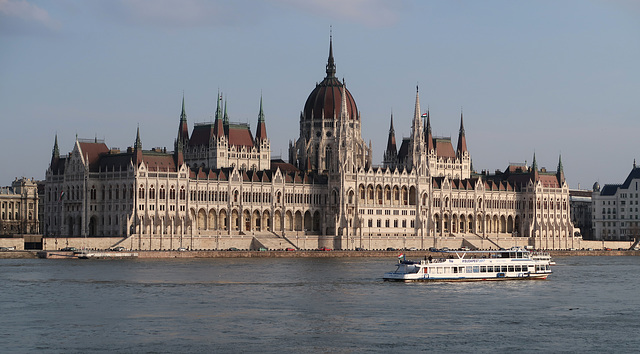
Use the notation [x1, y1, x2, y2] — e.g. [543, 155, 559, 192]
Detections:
[383, 247, 552, 282]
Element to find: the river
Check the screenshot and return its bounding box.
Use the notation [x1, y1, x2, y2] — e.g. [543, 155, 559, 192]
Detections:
[0, 256, 638, 353]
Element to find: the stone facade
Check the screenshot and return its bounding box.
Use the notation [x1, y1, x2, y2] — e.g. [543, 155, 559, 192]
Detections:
[591, 163, 640, 241]
[0, 177, 39, 236]
[43, 38, 578, 250]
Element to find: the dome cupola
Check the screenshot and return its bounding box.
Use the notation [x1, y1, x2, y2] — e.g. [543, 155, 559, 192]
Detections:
[302, 37, 358, 122]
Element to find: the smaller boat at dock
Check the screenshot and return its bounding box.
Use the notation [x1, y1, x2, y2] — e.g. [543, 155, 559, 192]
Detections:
[383, 247, 552, 282]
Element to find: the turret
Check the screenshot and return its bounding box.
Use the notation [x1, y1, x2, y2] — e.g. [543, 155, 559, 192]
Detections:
[456, 110, 467, 157]
[134, 126, 143, 164]
[383, 113, 397, 166]
[255, 95, 268, 142]
[177, 95, 189, 145]
[557, 154, 565, 183]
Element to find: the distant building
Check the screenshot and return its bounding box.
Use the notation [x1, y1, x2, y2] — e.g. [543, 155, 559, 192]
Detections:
[43, 38, 578, 250]
[0, 177, 39, 235]
[592, 162, 640, 241]
[569, 189, 592, 239]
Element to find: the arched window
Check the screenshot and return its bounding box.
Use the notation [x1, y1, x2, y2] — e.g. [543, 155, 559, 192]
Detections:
[169, 186, 176, 200]
[179, 186, 186, 200]
[149, 185, 156, 200]
[138, 185, 145, 199]
[159, 186, 166, 200]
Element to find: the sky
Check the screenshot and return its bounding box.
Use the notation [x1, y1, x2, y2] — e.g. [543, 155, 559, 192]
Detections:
[1, 0, 639, 190]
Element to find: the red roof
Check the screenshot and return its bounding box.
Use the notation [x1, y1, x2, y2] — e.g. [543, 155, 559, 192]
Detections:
[79, 142, 109, 170]
[435, 138, 456, 159]
[228, 124, 254, 148]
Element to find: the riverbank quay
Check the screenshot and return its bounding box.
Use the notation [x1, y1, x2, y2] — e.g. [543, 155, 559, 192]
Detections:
[27, 249, 640, 259]
[0, 250, 38, 259]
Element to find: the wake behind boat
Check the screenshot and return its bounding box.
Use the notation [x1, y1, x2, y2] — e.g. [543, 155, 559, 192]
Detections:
[383, 247, 552, 282]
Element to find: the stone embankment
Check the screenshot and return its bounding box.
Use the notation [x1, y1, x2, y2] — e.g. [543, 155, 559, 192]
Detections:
[7, 249, 640, 259]
[32, 249, 640, 259]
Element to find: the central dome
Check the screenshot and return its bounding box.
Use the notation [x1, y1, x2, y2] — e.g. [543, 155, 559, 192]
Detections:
[302, 40, 358, 121]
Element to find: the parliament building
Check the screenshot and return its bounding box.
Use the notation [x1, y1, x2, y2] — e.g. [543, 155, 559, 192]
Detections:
[43, 39, 579, 250]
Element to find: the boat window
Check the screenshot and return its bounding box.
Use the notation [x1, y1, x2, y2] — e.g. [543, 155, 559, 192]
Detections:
[508, 265, 515, 272]
[501, 266, 508, 273]
[480, 266, 487, 273]
[515, 265, 521, 272]
[466, 266, 473, 273]
[473, 266, 479, 273]
[546, 265, 550, 271]
[516, 252, 523, 258]
[453, 267, 458, 273]
[437, 267, 443, 274]
[487, 266, 493, 272]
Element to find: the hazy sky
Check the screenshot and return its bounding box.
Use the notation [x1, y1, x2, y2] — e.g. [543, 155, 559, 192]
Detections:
[1, 0, 639, 190]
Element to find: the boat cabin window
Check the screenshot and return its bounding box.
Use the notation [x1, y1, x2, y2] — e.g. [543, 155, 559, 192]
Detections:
[487, 266, 493, 272]
[480, 266, 487, 273]
[501, 266, 508, 273]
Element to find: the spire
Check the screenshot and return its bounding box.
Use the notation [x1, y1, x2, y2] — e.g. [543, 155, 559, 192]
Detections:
[557, 154, 565, 183]
[135, 125, 142, 149]
[425, 110, 434, 152]
[557, 154, 564, 173]
[634, 159, 637, 169]
[385, 113, 398, 163]
[223, 98, 229, 136]
[213, 92, 224, 138]
[326, 29, 336, 78]
[52, 134, 60, 159]
[215, 90, 222, 121]
[258, 94, 265, 122]
[177, 94, 189, 144]
[134, 126, 143, 163]
[531, 152, 538, 172]
[180, 94, 186, 121]
[255, 95, 268, 142]
[456, 109, 467, 156]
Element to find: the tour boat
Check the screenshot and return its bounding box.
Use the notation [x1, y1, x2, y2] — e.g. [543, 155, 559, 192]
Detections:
[531, 252, 556, 265]
[383, 247, 552, 282]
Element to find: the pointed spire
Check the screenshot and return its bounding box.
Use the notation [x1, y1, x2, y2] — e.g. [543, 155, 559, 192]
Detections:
[634, 159, 637, 169]
[135, 125, 142, 149]
[52, 134, 60, 159]
[180, 94, 187, 122]
[258, 94, 265, 122]
[557, 154, 564, 173]
[326, 28, 336, 78]
[215, 90, 222, 121]
[223, 98, 229, 137]
[385, 113, 397, 161]
[134, 125, 143, 164]
[177, 95, 190, 144]
[557, 154, 565, 183]
[456, 109, 467, 156]
[255, 94, 268, 142]
[531, 152, 538, 172]
[425, 110, 434, 152]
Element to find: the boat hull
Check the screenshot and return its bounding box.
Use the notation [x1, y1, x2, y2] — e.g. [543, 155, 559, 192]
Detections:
[383, 273, 549, 282]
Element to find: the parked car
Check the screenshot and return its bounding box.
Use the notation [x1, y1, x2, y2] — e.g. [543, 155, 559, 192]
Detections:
[407, 247, 417, 251]
[258, 247, 268, 251]
[386, 247, 396, 251]
[285, 247, 296, 251]
[227, 247, 239, 251]
[110, 246, 126, 251]
[318, 247, 332, 251]
[61, 247, 77, 251]
[428, 247, 438, 252]
[355, 247, 364, 251]
[177, 247, 188, 251]
[0, 246, 15, 251]
[441, 247, 449, 252]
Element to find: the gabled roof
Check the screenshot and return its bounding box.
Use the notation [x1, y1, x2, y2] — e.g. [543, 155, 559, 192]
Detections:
[228, 124, 254, 148]
[78, 142, 109, 171]
[189, 124, 214, 146]
[599, 167, 640, 196]
[434, 138, 455, 159]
